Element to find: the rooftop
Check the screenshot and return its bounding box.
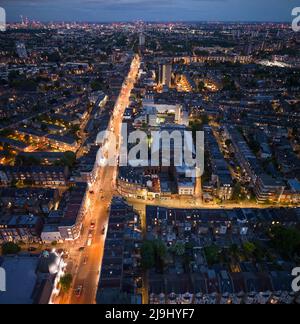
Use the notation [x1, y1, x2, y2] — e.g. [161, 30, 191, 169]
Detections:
[0, 256, 39, 304]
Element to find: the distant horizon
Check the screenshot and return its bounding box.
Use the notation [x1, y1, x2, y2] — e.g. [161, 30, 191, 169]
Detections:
[6, 20, 291, 24]
[1, 0, 294, 23]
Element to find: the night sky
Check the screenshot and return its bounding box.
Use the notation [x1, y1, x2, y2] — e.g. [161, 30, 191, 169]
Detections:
[0, 0, 295, 22]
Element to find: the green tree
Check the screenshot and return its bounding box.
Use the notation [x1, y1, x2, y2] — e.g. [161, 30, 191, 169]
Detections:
[229, 244, 239, 257]
[153, 240, 167, 272]
[0, 129, 14, 137]
[91, 78, 104, 91]
[1, 242, 21, 255]
[243, 241, 256, 255]
[222, 75, 236, 91]
[141, 240, 167, 272]
[62, 151, 76, 168]
[154, 240, 167, 258]
[170, 242, 185, 256]
[60, 274, 73, 293]
[232, 183, 242, 201]
[201, 114, 209, 125]
[270, 226, 300, 259]
[189, 118, 204, 142]
[141, 241, 155, 270]
[204, 245, 220, 266]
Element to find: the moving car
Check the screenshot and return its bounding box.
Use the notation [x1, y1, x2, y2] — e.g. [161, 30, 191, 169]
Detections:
[75, 285, 83, 298]
[87, 238, 92, 247]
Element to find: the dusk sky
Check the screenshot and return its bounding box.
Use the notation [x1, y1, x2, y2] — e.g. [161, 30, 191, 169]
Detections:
[0, 0, 295, 22]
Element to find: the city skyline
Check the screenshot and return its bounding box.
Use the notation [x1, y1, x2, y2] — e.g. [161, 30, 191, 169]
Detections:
[1, 0, 295, 23]
[0, 3, 300, 306]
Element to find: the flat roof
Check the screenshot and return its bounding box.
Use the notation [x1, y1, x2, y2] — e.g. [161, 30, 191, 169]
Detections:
[0, 256, 39, 304]
[288, 179, 300, 192]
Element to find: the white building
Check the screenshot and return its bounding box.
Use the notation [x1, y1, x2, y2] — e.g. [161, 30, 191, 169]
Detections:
[16, 42, 28, 59]
[178, 180, 195, 196]
[159, 63, 172, 87]
[139, 33, 146, 47]
[41, 225, 62, 243]
[142, 97, 183, 124]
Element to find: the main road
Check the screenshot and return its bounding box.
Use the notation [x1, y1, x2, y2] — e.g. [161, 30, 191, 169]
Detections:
[60, 55, 140, 305]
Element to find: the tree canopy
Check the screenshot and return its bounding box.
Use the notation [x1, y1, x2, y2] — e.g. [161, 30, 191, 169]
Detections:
[60, 274, 73, 293]
[270, 226, 300, 259]
[1, 242, 21, 255]
[141, 240, 167, 272]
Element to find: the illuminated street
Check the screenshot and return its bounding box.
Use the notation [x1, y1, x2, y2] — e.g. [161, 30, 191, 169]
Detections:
[1, 9, 300, 306]
[58, 55, 140, 304]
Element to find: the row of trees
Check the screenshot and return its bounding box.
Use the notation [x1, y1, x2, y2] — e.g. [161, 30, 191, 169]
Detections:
[204, 241, 272, 266]
[15, 151, 76, 168]
[141, 240, 166, 272]
[269, 225, 300, 260]
[189, 114, 209, 141]
[141, 240, 195, 272]
[203, 226, 300, 266]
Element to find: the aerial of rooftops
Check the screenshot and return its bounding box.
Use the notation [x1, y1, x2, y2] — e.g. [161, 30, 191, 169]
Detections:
[0, 16, 299, 305]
